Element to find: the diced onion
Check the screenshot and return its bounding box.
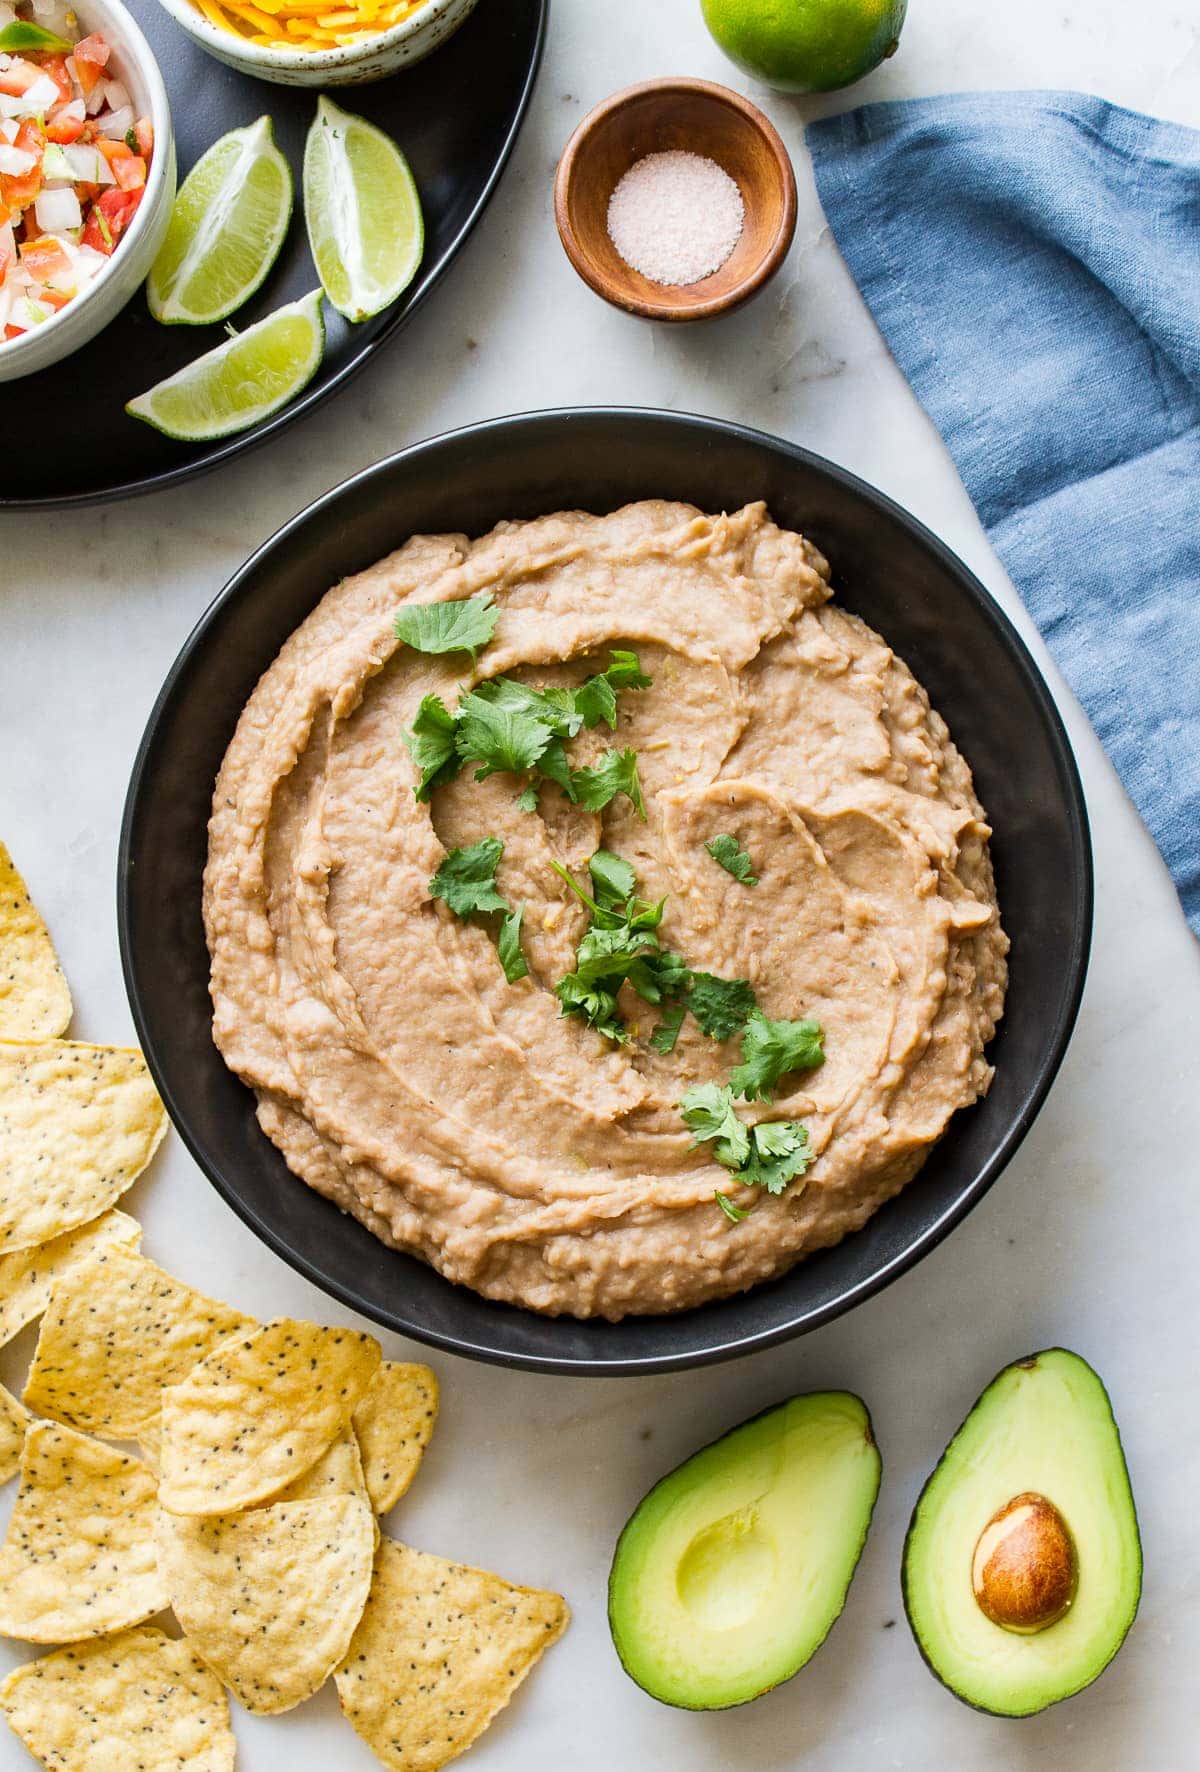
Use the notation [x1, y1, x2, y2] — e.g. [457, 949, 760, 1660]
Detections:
[63, 141, 108, 182]
[21, 72, 59, 111]
[84, 79, 107, 114]
[0, 118, 16, 144]
[95, 104, 132, 139]
[55, 96, 86, 122]
[34, 188, 82, 231]
[100, 76, 130, 111]
[0, 142, 35, 174]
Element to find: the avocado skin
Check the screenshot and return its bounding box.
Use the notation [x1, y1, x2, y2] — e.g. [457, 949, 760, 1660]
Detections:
[608, 1391, 881, 1710]
[902, 1348, 1142, 1718]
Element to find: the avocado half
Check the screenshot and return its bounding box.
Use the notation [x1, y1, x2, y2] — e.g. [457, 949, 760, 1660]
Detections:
[608, 1392, 881, 1709]
[903, 1349, 1141, 1717]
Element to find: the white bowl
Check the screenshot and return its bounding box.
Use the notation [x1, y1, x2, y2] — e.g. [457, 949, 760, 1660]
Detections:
[0, 0, 176, 382]
[153, 0, 479, 87]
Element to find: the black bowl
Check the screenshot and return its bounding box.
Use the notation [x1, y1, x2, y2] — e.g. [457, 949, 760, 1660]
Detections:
[119, 409, 1091, 1375]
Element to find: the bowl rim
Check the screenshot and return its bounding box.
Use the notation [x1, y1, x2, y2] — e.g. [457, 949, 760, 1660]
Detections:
[554, 77, 798, 322]
[0, 0, 173, 367]
[118, 405, 1093, 1376]
[153, 0, 470, 72]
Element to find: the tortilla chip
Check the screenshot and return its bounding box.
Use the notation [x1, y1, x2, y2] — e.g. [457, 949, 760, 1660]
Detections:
[353, 1361, 439, 1515]
[156, 1494, 375, 1714]
[0, 1421, 166, 1643]
[158, 1318, 381, 1516]
[0, 1381, 28, 1484]
[23, 1245, 252, 1442]
[0, 1626, 235, 1770]
[277, 1427, 370, 1506]
[0, 1042, 167, 1256]
[334, 1539, 569, 1772]
[0, 844, 71, 1042]
[0, 1210, 141, 1348]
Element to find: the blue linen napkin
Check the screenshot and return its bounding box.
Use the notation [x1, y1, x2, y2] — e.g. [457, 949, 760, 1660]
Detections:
[806, 91, 1200, 936]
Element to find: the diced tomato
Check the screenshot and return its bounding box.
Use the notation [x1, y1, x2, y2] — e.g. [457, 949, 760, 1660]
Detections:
[44, 110, 86, 145]
[4, 323, 25, 339]
[95, 136, 133, 168]
[73, 32, 111, 68]
[0, 57, 40, 97]
[80, 183, 142, 254]
[0, 234, 13, 284]
[133, 116, 153, 159]
[0, 201, 11, 229]
[38, 54, 73, 104]
[19, 235, 73, 285]
[112, 152, 145, 190]
[39, 284, 72, 310]
[0, 120, 43, 213]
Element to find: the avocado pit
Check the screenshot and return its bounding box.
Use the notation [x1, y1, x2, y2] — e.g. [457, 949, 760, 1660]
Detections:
[971, 1491, 1077, 1633]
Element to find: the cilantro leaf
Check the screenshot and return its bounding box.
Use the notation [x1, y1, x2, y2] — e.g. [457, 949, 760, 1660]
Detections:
[403, 694, 463, 802]
[429, 838, 508, 917]
[394, 591, 498, 660]
[649, 1002, 686, 1054]
[455, 690, 554, 781]
[555, 973, 625, 1043]
[572, 748, 647, 819]
[497, 904, 528, 983]
[705, 833, 759, 886]
[741, 1120, 813, 1194]
[588, 849, 636, 909]
[715, 1190, 753, 1223]
[536, 735, 578, 799]
[731, 1010, 825, 1102]
[574, 649, 652, 730]
[467, 677, 581, 738]
[680, 1082, 752, 1169]
[686, 972, 757, 1041]
[516, 782, 540, 813]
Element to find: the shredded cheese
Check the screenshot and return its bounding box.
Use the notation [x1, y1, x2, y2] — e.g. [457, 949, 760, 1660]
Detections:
[190, 0, 429, 49]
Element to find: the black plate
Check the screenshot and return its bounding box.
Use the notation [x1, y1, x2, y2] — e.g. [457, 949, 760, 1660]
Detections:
[0, 0, 545, 508]
[119, 409, 1092, 1375]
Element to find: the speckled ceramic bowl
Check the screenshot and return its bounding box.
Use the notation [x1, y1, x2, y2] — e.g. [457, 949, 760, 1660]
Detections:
[153, 0, 478, 86]
[0, 0, 175, 383]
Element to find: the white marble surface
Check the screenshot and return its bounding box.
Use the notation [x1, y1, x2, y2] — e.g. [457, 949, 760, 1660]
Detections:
[2, 1, 1199, 1767]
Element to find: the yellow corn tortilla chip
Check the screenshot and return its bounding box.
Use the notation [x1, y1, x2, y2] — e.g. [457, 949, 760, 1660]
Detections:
[0, 1381, 28, 1484]
[0, 1421, 166, 1643]
[277, 1426, 370, 1506]
[0, 844, 71, 1042]
[0, 1209, 141, 1348]
[353, 1360, 439, 1515]
[24, 1245, 252, 1442]
[335, 1539, 569, 1772]
[158, 1318, 381, 1516]
[156, 1494, 375, 1714]
[0, 1042, 167, 1255]
[0, 1626, 235, 1770]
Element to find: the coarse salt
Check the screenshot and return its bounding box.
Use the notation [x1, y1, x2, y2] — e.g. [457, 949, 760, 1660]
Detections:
[606, 149, 744, 288]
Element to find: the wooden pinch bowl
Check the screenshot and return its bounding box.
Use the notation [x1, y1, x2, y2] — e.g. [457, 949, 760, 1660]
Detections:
[554, 78, 797, 322]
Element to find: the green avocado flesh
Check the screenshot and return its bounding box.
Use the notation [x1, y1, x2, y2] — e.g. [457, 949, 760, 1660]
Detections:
[903, 1349, 1141, 1717]
[608, 1392, 880, 1709]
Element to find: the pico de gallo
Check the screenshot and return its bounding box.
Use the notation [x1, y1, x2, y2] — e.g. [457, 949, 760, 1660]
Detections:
[0, 2, 154, 342]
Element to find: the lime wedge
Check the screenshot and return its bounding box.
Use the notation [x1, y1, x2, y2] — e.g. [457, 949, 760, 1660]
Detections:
[303, 96, 423, 323]
[126, 291, 325, 441]
[147, 116, 293, 326]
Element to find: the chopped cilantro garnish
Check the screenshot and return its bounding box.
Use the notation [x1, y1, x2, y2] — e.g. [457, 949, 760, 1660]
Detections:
[497, 904, 528, 983]
[394, 591, 498, 660]
[95, 207, 113, 249]
[649, 1002, 687, 1054]
[731, 1009, 825, 1102]
[681, 1082, 814, 1204]
[455, 689, 553, 782]
[572, 747, 646, 819]
[552, 853, 687, 1043]
[705, 833, 759, 886]
[428, 838, 528, 983]
[686, 972, 757, 1041]
[403, 693, 462, 802]
[429, 838, 508, 916]
[715, 1190, 752, 1223]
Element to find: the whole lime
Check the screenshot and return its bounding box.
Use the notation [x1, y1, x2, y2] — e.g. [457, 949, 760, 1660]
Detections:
[700, 0, 908, 94]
